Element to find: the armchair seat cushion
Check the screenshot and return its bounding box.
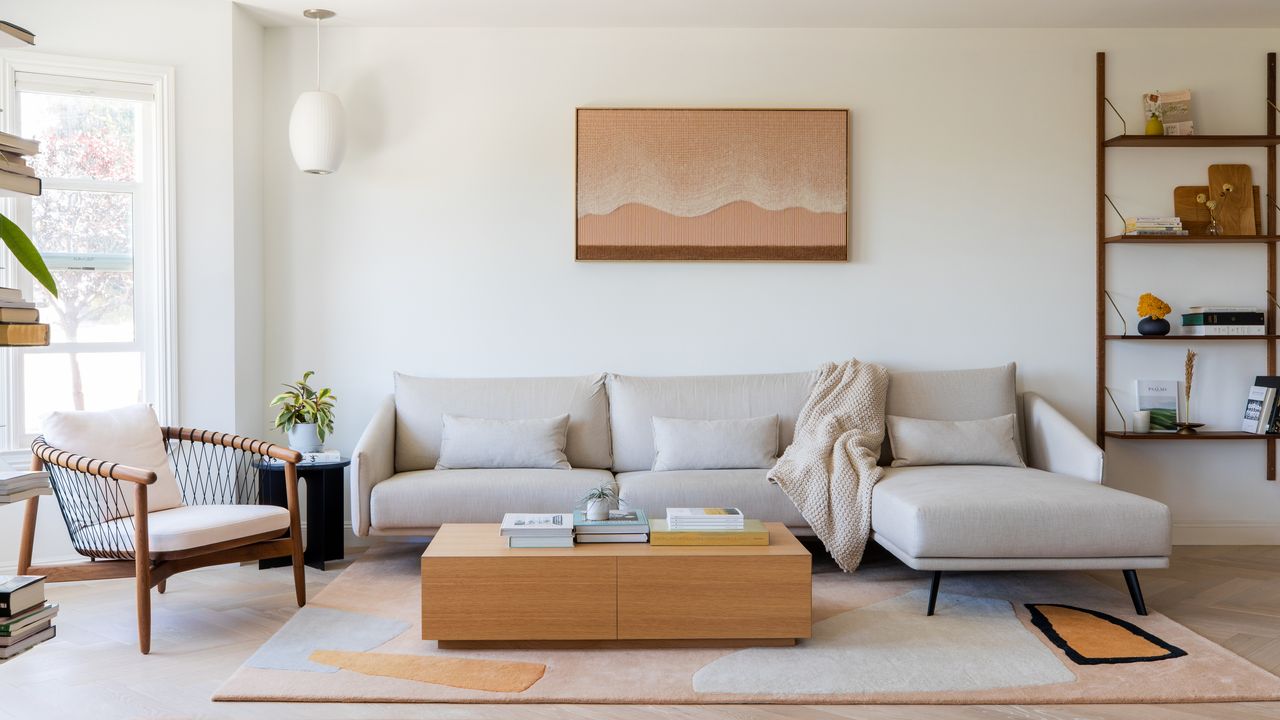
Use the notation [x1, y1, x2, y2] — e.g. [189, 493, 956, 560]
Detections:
[369, 468, 614, 530]
[615, 469, 807, 527]
[871, 465, 1171, 560]
[95, 504, 291, 554]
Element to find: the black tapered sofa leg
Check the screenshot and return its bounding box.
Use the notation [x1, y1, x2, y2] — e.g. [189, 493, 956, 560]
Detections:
[926, 571, 942, 616]
[1123, 569, 1148, 616]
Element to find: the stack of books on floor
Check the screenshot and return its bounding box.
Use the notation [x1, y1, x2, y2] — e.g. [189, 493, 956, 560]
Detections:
[573, 509, 649, 543]
[1125, 216, 1186, 236]
[0, 286, 48, 346]
[0, 576, 56, 660]
[499, 512, 574, 548]
[650, 507, 769, 546]
[0, 470, 51, 503]
[0, 131, 40, 196]
[1182, 306, 1265, 336]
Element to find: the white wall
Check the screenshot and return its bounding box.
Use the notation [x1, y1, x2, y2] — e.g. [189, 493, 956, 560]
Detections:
[262, 26, 1280, 544]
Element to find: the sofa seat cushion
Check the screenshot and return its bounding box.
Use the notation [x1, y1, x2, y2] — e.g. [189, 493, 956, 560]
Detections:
[871, 466, 1171, 559]
[370, 468, 614, 530]
[615, 470, 807, 527]
[94, 504, 290, 554]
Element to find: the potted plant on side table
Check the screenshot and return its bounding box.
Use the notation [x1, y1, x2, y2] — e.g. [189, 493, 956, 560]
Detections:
[270, 370, 336, 452]
[579, 483, 619, 521]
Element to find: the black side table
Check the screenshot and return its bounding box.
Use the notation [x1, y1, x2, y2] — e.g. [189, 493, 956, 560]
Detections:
[258, 458, 350, 571]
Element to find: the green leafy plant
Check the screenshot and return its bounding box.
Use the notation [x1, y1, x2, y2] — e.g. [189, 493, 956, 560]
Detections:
[270, 370, 336, 441]
[578, 483, 619, 507]
[0, 212, 57, 297]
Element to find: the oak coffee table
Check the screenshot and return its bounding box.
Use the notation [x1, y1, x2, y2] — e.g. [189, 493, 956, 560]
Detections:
[421, 522, 812, 648]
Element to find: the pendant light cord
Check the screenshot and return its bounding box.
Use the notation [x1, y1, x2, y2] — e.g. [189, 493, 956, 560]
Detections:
[314, 15, 321, 90]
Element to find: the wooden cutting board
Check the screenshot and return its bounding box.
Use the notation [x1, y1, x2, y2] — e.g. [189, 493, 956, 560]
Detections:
[1206, 164, 1257, 235]
[1174, 185, 1262, 235]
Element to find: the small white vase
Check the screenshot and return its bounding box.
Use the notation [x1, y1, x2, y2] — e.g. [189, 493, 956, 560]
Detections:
[586, 498, 610, 521]
[287, 423, 322, 453]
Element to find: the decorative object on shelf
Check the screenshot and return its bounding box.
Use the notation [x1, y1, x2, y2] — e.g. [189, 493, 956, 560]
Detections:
[578, 482, 619, 521]
[1132, 410, 1152, 434]
[1207, 165, 1256, 235]
[1144, 112, 1164, 136]
[1174, 185, 1262, 235]
[288, 9, 345, 175]
[575, 108, 847, 261]
[1142, 90, 1194, 136]
[1135, 379, 1180, 432]
[1136, 293, 1173, 335]
[271, 370, 337, 453]
[1176, 349, 1204, 435]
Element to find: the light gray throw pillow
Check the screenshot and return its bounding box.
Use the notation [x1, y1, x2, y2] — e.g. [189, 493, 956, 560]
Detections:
[651, 415, 779, 471]
[436, 414, 571, 470]
[887, 413, 1025, 468]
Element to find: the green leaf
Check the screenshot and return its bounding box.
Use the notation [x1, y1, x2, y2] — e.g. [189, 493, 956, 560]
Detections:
[0, 212, 56, 298]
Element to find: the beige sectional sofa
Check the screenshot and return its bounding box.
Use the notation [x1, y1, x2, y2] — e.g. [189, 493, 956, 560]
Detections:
[352, 364, 1171, 615]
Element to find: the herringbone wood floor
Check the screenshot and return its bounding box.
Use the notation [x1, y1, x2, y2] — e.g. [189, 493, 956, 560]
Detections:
[2, 545, 1279, 719]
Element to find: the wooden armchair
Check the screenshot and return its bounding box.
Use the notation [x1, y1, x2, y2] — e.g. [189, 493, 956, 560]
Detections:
[17, 427, 306, 654]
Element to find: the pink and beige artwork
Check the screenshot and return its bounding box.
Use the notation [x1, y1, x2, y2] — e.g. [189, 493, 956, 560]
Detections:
[575, 108, 848, 261]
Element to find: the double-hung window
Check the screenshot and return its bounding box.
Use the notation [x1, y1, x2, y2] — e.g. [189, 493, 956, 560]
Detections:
[1, 58, 174, 449]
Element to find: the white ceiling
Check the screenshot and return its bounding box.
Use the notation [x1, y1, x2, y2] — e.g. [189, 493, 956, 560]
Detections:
[234, 0, 1280, 28]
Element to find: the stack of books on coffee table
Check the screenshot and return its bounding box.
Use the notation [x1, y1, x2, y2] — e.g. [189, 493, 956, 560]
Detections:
[0, 576, 57, 660]
[499, 512, 574, 548]
[650, 507, 769, 546]
[0, 470, 51, 504]
[573, 509, 649, 543]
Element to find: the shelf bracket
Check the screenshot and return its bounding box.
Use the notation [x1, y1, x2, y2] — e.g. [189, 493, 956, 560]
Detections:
[1104, 290, 1128, 336]
[1103, 97, 1127, 137]
[1103, 194, 1127, 236]
[1104, 387, 1128, 434]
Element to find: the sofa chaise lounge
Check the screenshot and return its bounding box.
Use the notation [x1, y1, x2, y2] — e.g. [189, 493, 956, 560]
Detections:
[351, 364, 1170, 615]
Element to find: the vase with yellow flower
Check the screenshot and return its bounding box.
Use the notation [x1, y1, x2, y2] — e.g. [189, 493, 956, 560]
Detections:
[1137, 292, 1172, 336]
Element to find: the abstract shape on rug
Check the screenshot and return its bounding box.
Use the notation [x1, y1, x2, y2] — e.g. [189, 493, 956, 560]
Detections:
[693, 589, 1076, 695]
[1027, 604, 1188, 665]
[309, 650, 546, 693]
[245, 606, 410, 673]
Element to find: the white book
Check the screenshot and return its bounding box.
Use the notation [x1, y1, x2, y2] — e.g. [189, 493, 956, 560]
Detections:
[1243, 386, 1276, 434]
[1182, 325, 1266, 336]
[300, 450, 342, 463]
[575, 533, 649, 543]
[0, 624, 54, 659]
[499, 513, 574, 536]
[507, 536, 574, 548]
[0, 488, 52, 504]
[1185, 306, 1263, 314]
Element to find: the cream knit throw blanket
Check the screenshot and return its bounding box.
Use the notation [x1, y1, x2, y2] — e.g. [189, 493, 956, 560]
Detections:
[769, 359, 889, 572]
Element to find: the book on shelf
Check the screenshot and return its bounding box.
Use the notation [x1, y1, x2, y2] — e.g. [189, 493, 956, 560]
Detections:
[1129, 229, 1189, 236]
[666, 507, 745, 529]
[0, 307, 39, 323]
[0, 299, 37, 310]
[0, 576, 44, 618]
[573, 509, 649, 533]
[507, 536, 575, 549]
[0, 602, 57, 637]
[0, 152, 34, 177]
[1182, 311, 1266, 326]
[1255, 377, 1280, 434]
[0, 21, 35, 46]
[0, 487, 51, 504]
[1243, 386, 1276, 434]
[0, 470, 50, 494]
[1181, 325, 1265, 336]
[0, 170, 40, 196]
[0, 322, 49, 346]
[499, 513, 574, 537]
[575, 533, 649, 543]
[1135, 379, 1182, 432]
[1143, 89, 1194, 135]
[0, 625, 54, 659]
[0, 131, 38, 157]
[649, 519, 769, 546]
[1186, 306, 1263, 314]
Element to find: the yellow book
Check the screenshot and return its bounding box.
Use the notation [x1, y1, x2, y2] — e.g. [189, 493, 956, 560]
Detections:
[0, 323, 48, 347]
[648, 519, 768, 546]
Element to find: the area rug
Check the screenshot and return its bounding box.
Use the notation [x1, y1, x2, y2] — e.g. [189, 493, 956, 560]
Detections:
[214, 544, 1280, 704]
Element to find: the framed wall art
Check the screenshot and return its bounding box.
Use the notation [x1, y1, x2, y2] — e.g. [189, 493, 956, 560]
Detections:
[575, 108, 848, 262]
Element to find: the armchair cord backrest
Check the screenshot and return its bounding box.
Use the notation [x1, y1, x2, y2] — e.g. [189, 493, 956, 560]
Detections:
[32, 436, 144, 560]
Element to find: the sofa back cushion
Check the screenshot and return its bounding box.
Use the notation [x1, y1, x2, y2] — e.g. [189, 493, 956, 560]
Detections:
[607, 371, 818, 473]
[394, 373, 611, 471]
[883, 363, 1021, 462]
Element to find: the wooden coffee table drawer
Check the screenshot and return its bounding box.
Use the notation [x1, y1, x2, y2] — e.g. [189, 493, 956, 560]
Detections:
[617, 555, 811, 639]
[421, 556, 616, 640]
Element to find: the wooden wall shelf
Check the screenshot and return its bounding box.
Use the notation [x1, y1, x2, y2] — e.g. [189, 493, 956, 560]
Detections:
[1096, 50, 1278, 480]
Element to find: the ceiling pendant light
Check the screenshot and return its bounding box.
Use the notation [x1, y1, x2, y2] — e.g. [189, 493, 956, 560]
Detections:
[289, 8, 345, 174]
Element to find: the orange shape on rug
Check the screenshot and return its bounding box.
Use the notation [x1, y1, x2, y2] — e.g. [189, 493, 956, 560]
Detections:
[309, 650, 545, 692]
[1028, 604, 1186, 664]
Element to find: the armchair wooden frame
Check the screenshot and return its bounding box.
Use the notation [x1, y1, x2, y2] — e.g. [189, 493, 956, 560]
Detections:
[17, 427, 306, 654]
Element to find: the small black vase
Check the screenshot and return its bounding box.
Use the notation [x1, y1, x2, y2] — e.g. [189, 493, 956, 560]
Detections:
[1138, 316, 1171, 336]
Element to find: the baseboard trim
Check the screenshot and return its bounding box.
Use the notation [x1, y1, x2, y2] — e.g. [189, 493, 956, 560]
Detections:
[1173, 523, 1280, 545]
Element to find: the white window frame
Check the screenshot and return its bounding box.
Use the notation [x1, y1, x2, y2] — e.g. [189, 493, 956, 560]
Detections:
[0, 53, 177, 450]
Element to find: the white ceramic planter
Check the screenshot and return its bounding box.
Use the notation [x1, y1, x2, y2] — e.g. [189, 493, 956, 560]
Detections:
[287, 423, 322, 453]
[586, 498, 611, 521]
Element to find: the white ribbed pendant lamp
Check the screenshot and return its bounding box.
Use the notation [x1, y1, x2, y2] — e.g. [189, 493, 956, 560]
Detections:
[289, 8, 345, 174]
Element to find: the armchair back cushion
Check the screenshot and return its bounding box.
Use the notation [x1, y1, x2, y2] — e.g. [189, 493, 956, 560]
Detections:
[41, 403, 183, 519]
[607, 371, 818, 472]
[884, 363, 1022, 463]
[394, 373, 611, 471]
